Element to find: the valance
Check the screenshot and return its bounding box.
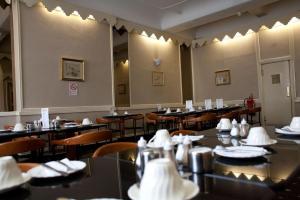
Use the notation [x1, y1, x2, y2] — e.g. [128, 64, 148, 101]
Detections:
[192, 10, 300, 48]
[18, 0, 192, 46]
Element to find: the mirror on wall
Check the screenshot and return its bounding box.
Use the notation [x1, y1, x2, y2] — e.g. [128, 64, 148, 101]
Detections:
[0, 6, 14, 111]
[113, 27, 130, 107]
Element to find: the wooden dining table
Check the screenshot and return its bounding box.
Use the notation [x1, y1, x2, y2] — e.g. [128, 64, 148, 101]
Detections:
[2, 126, 300, 200]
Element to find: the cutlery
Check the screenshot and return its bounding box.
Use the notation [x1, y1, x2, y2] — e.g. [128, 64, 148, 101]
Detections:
[57, 161, 75, 172]
[41, 163, 69, 176]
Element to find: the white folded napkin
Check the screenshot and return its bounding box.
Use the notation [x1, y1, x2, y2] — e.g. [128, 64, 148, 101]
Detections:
[27, 158, 80, 178]
[172, 135, 204, 142]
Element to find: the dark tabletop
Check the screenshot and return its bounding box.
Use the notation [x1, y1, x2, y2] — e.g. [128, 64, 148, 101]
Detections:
[158, 106, 242, 117]
[1, 126, 300, 200]
[102, 113, 140, 119]
[0, 124, 107, 142]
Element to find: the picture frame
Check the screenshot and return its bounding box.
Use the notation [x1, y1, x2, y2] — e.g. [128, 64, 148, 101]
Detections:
[152, 71, 164, 86]
[61, 57, 85, 81]
[118, 84, 126, 95]
[215, 70, 231, 86]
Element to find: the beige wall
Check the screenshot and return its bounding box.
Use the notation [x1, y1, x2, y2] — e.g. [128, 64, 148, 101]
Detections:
[20, 3, 113, 108]
[129, 33, 181, 105]
[192, 33, 259, 103]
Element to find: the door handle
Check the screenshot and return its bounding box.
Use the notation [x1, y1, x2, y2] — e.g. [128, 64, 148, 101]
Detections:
[286, 86, 290, 97]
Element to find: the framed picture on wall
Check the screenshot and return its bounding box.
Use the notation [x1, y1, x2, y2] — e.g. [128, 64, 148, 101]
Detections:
[152, 71, 164, 86]
[61, 57, 84, 81]
[215, 70, 231, 86]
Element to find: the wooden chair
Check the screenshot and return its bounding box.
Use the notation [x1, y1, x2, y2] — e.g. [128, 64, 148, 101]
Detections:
[0, 138, 46, 159]
[248, 107, 262, 125]
[145, 113, 159, 134]
[96, 117, 121, 134]
[125, 114, 145, 136]
[18, 163, 39, 172]
[239, 108, 249, 121]
[51, 130, 112, 159]
[92, 142, 137, 158]
[170, 129, 195, 136]
[183, 113, 217, 130]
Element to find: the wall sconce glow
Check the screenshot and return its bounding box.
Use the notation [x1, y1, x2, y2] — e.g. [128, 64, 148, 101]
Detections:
[213, 38, 220, 42]
[87, 15, 96, 20]
[246, 29, 254, 35]
[167, 38, 172, 42]
[52, 6, 66, 15]
[141, 31, 148, 37]
[233, 32, 243, 39]
[288, 17, 300, 25]
[272, 21, 284, 29]
[259, 25, 269, 31]
[150, 34, 157, 40]
[222, 35, 232, 42]
[159, 36, 166, 42]
[71, 11, 82, 18]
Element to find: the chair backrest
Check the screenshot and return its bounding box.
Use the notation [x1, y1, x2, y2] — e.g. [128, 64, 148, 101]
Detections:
[145, 113, 158, 121]
[0, 138, 46, 157]
[52, 130, 112, 146]
[96, 118, 112, 124]
[170, 129, 195, 136]
[92, 142, 137, 158]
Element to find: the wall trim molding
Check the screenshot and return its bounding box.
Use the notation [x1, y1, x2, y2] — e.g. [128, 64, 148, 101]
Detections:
[0, 111, 19, 117]
[260, 55, 292, 65]
[20, 105, 113, 115]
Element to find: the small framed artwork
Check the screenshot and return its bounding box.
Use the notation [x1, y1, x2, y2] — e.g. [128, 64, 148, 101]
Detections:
[61, 57, 84, 81]
[118, 84, 126, 95]
[152, 71, 164, 86]
[215, 70, 231, 86]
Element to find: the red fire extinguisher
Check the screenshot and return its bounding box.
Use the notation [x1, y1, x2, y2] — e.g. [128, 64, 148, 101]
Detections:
[244, 94, 255, 109]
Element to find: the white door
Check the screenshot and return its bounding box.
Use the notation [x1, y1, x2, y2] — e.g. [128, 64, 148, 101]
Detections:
[262, 61, 292, 126]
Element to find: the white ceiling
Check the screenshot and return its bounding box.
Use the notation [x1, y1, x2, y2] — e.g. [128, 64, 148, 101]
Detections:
[65, 0, 281, 34]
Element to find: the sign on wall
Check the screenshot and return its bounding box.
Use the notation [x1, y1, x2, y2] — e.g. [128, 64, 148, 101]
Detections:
[69, 81, 78, 96]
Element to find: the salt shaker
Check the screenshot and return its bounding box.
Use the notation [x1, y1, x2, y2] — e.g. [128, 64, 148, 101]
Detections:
[136, 137, 147, 170]
[176, 136, 192, 167]
[230, 119, 240, 137]
[164, 141, 176, 164]
[239, 118, 250, 138]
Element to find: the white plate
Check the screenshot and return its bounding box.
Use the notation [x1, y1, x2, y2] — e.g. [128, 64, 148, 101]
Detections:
[213, 146, 268, 158]
[128, 179, 199, 200]
[275, 127, 300, 135]
[64, 124, 80, 128]
[82, 123, 94, 126]
[239, 139, 277, 147]
[27, 159, 86, 178]
[0, 173, 31, 194]
[147, 141, 178, 148]
[285, 126, 300, 132]
[172, 135, 204, 142]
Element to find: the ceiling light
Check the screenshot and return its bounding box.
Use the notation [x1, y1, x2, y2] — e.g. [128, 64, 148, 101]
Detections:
[245, 29, 254, 35]
[150, 34, 157, 40]
[233, 32, 243, 39]
[52, 6, 65, 14]
[71, 11, 82, 18]
[222, 35, 231, 42]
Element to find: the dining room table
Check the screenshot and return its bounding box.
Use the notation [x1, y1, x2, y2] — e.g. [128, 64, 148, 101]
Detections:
[0, 123, 107, 142]
[1, 126, 300, 200]
[157, 105, 242, 129]
[103, 113, 141, 137]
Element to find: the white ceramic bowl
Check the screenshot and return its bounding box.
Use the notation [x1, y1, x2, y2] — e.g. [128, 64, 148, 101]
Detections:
[290, 117, 300, 131]
[246, 127, 270, 145]
[13, 123, 25, 132]
[150, 129, 171, 147]
[82, 118, 91, 125]
[217, 118, 232, 130]
[128, 158, 199, 200]
[0, 156, 31, 191]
